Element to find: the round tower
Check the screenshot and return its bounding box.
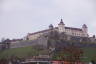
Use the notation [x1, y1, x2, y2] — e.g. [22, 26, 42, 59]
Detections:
[49, 24, 53, 29]
[58, 19, 65, 33]
[82, 24, 88, 37]
[82, 24, 88, 33]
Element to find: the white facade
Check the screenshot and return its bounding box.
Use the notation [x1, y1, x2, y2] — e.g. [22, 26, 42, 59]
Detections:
[57, 19, 88, 37]
[58, 19, 65, 33]
[27, 19, 89, 40]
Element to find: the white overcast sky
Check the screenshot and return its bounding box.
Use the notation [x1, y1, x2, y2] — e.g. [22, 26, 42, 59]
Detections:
[0, 0, 96, 40]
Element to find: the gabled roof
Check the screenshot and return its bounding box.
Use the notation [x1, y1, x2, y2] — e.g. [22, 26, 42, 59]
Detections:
[28, 29, 50, 35]
[10, 39, 23, 42]
[28, 26, 82, 36]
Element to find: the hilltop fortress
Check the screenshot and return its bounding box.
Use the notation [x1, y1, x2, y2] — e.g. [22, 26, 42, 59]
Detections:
[0, 19, 96, 49]
[26, 19, 89, 40]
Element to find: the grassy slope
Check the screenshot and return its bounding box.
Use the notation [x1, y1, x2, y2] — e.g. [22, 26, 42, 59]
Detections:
[0, 46, 39, 59]
[0, 46, 96, 62]
[81, 47, 96, 62]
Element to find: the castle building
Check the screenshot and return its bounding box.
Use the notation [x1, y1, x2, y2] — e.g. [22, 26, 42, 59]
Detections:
[26, 19, 89, 40]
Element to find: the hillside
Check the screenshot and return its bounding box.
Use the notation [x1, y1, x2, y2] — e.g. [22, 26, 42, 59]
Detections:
[0, 46, 39, 59]
[0, 46, 96, 62]
[0, 31, 96, 62]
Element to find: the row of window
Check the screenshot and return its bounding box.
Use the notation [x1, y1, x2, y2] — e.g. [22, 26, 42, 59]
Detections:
[58, 28, 85, 37]
[72, 33, 82, 36]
